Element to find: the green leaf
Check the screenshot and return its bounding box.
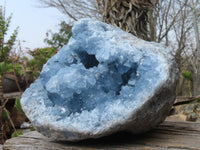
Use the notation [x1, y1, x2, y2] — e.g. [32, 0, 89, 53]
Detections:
[2, 109, 10, 121]
[182, 70, 192, 81]
[22, 56, 28, 61]
[0, 5, 18, 62]
[12, 131, 23, 138]
[30, 126, 35, 131]
[0, 62, 13, 75]
[15, 98, 25, 115]
[196, 98, 200, 103]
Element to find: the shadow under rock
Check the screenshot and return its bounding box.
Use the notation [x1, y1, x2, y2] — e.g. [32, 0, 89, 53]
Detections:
[53, 130, 151, 149]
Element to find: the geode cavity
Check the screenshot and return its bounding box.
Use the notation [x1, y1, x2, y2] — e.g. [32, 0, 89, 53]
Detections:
[21, 19, 179, 141]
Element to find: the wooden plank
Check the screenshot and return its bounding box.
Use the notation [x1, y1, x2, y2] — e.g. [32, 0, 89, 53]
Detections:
[3, 92, 21, 99]
[3, 121, 200, 150]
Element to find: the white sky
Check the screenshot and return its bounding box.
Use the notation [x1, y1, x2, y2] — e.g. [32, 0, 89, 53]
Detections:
[0, 0, 68, 50]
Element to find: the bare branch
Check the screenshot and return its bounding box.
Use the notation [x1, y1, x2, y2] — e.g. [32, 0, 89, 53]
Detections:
[38, 0, 102, 20]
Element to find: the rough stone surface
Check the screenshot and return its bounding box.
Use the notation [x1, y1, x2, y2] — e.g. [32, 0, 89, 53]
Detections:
[3, 75, 18, 93]
[174, 103, 200, 122]
[165, 114, 187, 122]
[21, 19, 179, 141]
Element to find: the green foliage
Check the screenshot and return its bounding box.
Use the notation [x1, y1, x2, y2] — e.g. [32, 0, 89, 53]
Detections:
[15, 98, 25, 115]
[196, 98, 200, 103]
[0, 6, 11, 39]
[0, 6, 18, 63]
[27, 47, 57, 80]
[44, 21, 72, 49]
[0, 5, 18, 78]
[2, 109, 10, 121]
[0, 62, 13, 76]
[28, 47, 57, 65]
[0, 5, 20, 144]
[11, 131, 23, 138]
[182, 70, 192, 81]
[14, 62, 23, 75]
[30, 126, 35, 131]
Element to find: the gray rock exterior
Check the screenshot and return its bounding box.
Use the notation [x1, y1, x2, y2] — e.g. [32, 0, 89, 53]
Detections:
[21, 19, 179, 141]
[3, 76, 18, 93]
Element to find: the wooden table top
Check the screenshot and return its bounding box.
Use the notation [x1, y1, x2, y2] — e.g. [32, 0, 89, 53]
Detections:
[3, 121, 200, 150]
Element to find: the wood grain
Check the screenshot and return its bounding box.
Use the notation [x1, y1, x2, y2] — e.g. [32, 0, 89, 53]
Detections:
[3, 121, 200, 150]
[3, 92, 21, 99]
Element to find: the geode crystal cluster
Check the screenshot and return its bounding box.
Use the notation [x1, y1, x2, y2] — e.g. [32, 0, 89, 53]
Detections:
[21, 19, 179, 141]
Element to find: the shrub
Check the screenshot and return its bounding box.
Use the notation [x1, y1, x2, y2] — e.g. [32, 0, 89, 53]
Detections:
[26, 47, 57, 80]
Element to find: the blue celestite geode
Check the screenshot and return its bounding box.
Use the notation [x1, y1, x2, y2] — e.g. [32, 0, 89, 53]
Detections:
[21, 19, 179, 141]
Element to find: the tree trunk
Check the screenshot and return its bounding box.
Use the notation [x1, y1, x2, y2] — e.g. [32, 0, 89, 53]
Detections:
[0, 76, 4, 104]
[102, 0, 153, 41]
[190, 0, 200, 96]
[148, 5, 157, 41]
[0, 76, 3, 144]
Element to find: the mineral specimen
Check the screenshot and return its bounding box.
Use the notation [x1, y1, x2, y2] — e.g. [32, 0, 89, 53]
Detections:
[21, 19, 179, 141]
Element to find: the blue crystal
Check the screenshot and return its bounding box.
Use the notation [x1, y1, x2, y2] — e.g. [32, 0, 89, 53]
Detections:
[21, 19, 179, 141]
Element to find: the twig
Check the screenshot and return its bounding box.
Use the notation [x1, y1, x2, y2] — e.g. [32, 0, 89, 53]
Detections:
[11, 59, 23, 96]
[174, 95, 200, 106]
[0, 98, 9, 144]
[57, 0, 77, 21]
[3, 108, 17, 133]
